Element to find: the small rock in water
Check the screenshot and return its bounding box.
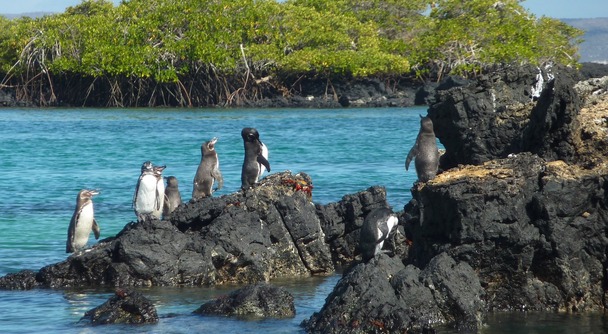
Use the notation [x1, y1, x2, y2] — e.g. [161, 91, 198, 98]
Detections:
[81, 288, 158, 325]
[194, 283, 295, 318]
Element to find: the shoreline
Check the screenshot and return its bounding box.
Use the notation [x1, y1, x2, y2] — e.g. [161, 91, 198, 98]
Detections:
[2, 62, 607, 109]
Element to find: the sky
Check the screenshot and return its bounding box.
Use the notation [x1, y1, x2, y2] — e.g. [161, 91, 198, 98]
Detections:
[1, 0, 608, 19]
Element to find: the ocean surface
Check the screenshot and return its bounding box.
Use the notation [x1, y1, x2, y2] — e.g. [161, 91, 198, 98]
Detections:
[0, 107, 606, 333]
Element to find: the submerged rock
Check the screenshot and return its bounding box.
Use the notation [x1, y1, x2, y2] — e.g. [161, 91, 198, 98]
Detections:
[0, 270, 38, 290]
[194, 283, 295, 318]
[82, 289, 158, 325]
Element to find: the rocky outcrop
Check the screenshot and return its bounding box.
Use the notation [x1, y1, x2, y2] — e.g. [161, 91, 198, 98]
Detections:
[521, 70, 582, 163]
[428, 64, 583, 169]
[579, 62, 608, 80]
[0, 171, 337, 288]
[303, 253, 485, 333]
[406, 153, 608, 312]
[0, 174, 402, 290]
[194, 283, 296, 318]
[303, 67, 608, 333]
[82, 289, 158, 325]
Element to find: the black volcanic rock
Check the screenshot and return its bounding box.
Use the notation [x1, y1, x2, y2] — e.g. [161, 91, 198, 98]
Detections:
[1, 171, 337, 289]
[521, 71, 582, 163]
[405, 153, 608, 312]
[0, 270, 38, 290]
[194, 283, 295, 318]
[579, 62, 608, 80]
[82, 289, 158, 325]
[303, 65, 608, 333]
[305, 151, 608, 332]
[315, 186, 392, 266]
[303, 253, 484, 333]
[428, 63, 581, 169]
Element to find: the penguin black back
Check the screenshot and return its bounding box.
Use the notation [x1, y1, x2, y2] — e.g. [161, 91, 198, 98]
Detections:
[405, 115, 439, 182]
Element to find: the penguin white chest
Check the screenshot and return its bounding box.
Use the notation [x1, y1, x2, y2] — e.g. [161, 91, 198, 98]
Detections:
[73, 203, 95, 248]
[375, 216, 398, 255]
[375, 226, 386, 255]
[210, 160, 220, 188]
[259, 143, 269, 177]
[136, 174, 158, 213]
[385, 216, 398, 232]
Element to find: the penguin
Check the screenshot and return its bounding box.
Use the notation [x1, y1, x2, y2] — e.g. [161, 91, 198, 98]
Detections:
[192, 137, 224, 200]
[241, 127, 271, 189]
[66, 189, 100, 253]
[152, 164, 166, 220]
[359, 207, 398, 262]
[405, 115, 440, 182]
[163, 176, 182, 219]
[133, 161, 165, 222]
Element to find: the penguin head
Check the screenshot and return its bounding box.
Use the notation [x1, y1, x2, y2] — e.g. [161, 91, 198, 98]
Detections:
[241, 127, 261, 144]
[140, 161, 154, 173]
[202, 137, 218, 154]
[165, 176, 179, 187]
[420, 116, 434, 133]
[153, 165, 166, 176]
[77, 189, 99, 203]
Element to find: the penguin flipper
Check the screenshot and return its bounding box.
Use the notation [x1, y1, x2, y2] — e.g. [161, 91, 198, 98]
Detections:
[66, 230, 74, 253]
[405, 146, 417, 171]
[257, 155, 271, 173]
[132, 175, 143, 209]
[92, 219, 101, 240]
[155, 187, 162, 211]
[66, 215, 76, 253]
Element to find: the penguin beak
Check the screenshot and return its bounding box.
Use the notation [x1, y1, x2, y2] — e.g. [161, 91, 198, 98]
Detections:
[210, 137, 218, 144]
[89, 190, 100, 196]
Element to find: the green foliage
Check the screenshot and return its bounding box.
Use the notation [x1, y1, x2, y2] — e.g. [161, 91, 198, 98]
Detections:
[0, 0, 584, 87]
[0, 16, 19, 73]
[535, 17, 583, 65]
[411, 0, 583, 79]
[263, 3, 410, 77]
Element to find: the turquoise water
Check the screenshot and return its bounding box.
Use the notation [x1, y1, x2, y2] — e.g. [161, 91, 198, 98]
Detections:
[0, 107, 422, 333]
[0, 108, 605, 333]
